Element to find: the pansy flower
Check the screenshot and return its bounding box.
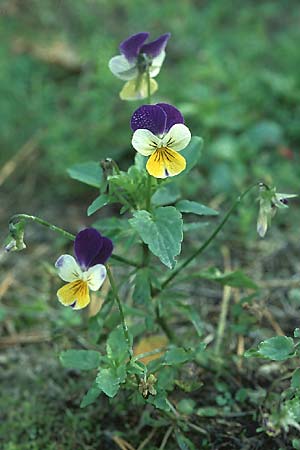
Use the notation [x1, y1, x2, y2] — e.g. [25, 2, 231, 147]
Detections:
[131, 103, 191, 178]
[55, 228, 113, 310]
[257, 184, 297, 237]
[109, 32, 170, 100]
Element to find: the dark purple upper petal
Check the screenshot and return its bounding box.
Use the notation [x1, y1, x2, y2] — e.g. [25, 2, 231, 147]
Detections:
[131, 104, 167, 135]
[74, 228, 113, 269]
[90, 236, 113, 266]
[140, 33, 171, 58]
[119, 32, 149, 61]
[156, 103, 184, 132]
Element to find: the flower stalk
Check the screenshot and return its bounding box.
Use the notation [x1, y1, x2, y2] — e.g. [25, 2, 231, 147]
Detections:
[159, 184, 258, 291]
[106, 264, 133, 358]
[8, 214, 139, 268]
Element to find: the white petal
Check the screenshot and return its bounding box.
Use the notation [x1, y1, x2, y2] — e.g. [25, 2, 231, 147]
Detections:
[162, 124, 191, 152]
[55, 255, 82, 282]
[85, 264, 107, 291]
[108, 55, 138, 80]
[149, 51, 166, 78]
[132, 129, 160, 156]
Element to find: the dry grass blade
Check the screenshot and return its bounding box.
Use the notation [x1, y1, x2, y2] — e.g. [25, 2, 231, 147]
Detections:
[0, 131, 42, 187]
[112, 436, 136, 450]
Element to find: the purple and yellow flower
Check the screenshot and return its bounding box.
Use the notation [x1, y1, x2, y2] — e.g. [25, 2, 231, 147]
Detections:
[108, 32, 170, 100]
[55, 228, 113, 310]
[131, 103, 191, 178]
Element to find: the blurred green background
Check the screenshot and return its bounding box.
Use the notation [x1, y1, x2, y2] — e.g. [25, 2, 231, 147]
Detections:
[1, 0, 299, 204]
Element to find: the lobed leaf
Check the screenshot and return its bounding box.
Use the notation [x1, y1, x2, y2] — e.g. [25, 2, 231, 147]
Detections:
[129, 206, 183, 269]
[244, 336, 295, 361]
[60, 349, 101, 370]
[67, 161, 103, 188]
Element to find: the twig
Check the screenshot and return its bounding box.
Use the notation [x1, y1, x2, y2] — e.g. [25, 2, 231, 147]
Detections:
[262, 307, 284, 335]
[0, 274, 14, 299]
[112, 436, 136, 450]
[0, 331, 51, 348]
[214, 246, 232, 355]
[159, 426, 173, 450]
[260, 278, 300, 289]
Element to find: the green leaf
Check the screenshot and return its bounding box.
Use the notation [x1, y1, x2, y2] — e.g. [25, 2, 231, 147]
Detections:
[134, 153, 147, 170]
[87, 194, 109, 216]
[133, 268, 152, 305]
[292, 369, 300, 389]
[178, 136, 203, 174]
[164, 347, 192, 365]
[293, 439, 300, 450]
[96, 367, 122, 398]
[183, 222, 209, 232]
[176, 200, 218, 216]
[196, 267, 258, 289]
[80, 382, 102, 408]
[60, 350, 101, 370]
[152, 183, 180, 206]
[106, 326, 130, 365]
[177, 305, 203, 337]
[244, 336, 295, 361]
[177, 399, 196, 415]
[147, 390, 171, 412]
[174, 430, 196, 450]
[196, 406, 219, 417]
[129, 207, 183, 269]
[67, 161, 103, 188]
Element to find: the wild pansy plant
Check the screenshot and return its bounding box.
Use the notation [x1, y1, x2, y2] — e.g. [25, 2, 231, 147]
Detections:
[109, 32, 170, 100]
[5, 31, 297, 440]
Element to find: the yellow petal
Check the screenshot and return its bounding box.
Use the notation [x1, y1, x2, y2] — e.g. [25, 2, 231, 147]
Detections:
[146, 147, 186, 178]
[57, 280, 90, 310]
[120, 76, 158, 101]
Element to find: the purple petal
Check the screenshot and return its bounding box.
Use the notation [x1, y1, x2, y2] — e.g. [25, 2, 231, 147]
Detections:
[74, 228, 103, 269]
[156, 103, 184, 132]
[119, 32, 149, 61]
[90, 236, 113, 265]
[140, 33, 171, 58]
[131, 104, 167, 135]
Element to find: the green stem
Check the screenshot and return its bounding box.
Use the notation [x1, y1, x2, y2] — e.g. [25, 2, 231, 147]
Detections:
[106, 265, 133, 358]
[160, 184, 258, 291]
[145, 173, 152, 211]
[9, 214, 139, 268]
[146, 65, 151, 104]
[10, 214, 75, 241]
[155, 304, 178, 343]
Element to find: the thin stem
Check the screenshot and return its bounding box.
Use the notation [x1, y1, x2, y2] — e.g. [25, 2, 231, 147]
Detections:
[110, 253, 140, 268]
[145, 173, 152, 211]
[9, 214, 139, 268]
[160, 184, 258, 291]
[133, 346, 168, 363]
[106, 264, 133, 358]
[214, 247, 232, 356]
[215, 296, 230, 355]
[10, 214, 75, 241]
[146, 65, 151, 104]
[155, 304, 178, 343]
